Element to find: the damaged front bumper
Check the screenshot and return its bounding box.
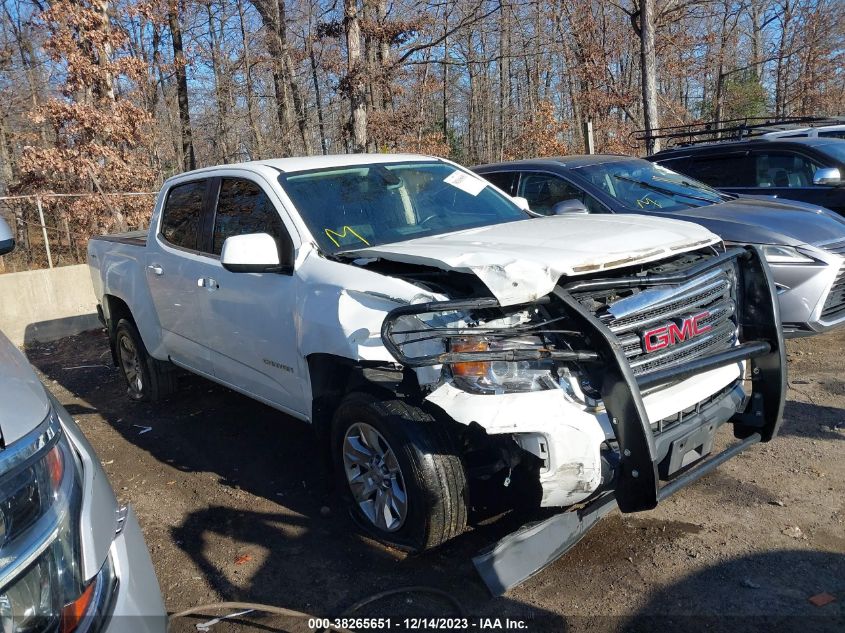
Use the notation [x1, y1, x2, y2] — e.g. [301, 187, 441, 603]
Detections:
[382, 246, 786, 593]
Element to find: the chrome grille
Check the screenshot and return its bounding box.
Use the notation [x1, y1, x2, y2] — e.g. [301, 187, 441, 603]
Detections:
[821, 264, 845, 320]
[587, 262, 738, 376]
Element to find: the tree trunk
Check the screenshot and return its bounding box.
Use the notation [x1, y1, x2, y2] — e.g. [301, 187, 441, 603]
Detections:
[236, 0, 264, 159]
[345, 0, 367, 152]
[0, 114, 14, 194]
[309, 38, 329, 155]
[168, 0, 196, 170]
[205, 1, 231, 163]
[639, 0, 661, 154]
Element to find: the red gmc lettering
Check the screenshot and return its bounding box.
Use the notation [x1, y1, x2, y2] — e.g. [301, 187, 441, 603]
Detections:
[643, 312, 711, 353]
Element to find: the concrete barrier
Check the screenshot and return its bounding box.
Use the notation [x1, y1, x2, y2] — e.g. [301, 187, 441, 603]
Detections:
[0, 264, 101, 346]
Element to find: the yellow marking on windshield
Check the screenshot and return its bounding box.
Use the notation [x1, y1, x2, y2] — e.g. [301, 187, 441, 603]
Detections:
[325, 226, 371, 247]
[636, 196, 662, 209]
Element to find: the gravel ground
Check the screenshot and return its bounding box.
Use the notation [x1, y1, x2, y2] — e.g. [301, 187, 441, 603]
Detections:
[25, 329, 845, 633]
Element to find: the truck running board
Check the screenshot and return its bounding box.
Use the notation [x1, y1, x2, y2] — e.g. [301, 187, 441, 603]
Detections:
[473, 432, 762, 596]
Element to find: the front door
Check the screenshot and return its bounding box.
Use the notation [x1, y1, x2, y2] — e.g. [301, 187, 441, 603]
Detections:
[201, 176, 307, 416]
[727, 150, 844, 213]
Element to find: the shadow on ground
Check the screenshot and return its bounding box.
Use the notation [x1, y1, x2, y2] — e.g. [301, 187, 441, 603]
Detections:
[623, 549, 844, 633]
[27, 329, 844, 632]
[26, 330, 564, 630]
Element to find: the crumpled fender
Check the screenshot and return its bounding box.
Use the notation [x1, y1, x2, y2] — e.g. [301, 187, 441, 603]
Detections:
[295, 250, 442, 369]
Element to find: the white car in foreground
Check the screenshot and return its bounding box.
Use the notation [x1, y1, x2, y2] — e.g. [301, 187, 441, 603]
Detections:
[0, 218, 166, 632]
[87, 154, 786, 592]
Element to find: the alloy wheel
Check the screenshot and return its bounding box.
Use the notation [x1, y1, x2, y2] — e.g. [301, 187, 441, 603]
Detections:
[342, 422, 408, 532]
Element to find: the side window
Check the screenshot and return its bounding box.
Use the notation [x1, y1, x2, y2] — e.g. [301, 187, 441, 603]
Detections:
[654, 157, 690, 173]
[481, 171, 516, 196]
[212, 178, 288, 255]
[819, 131, 845, 140]
[753, 152, 820, 188]
[160, 180, 206, 250]
[517, 172, 605, 215]
[688, 154, 753, 187]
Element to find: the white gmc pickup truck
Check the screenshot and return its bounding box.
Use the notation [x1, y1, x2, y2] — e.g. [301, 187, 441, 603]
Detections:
[88, 154, 786, 592]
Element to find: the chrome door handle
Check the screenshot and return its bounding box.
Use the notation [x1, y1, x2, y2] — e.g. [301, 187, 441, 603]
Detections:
[147, 264, 163, 276]
[197, 277, 219, 290]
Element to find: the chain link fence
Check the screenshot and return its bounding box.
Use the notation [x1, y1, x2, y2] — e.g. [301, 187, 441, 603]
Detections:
[0, 192, 158, 274]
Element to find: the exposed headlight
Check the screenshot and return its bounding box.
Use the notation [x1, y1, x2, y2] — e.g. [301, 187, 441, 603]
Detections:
[449, 335, 558, 394]
[0, 408, 111, 633]
[761, 245, 814, 264]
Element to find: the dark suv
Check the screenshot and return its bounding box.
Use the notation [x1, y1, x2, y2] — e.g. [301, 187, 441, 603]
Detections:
[647, 138, 845, 215]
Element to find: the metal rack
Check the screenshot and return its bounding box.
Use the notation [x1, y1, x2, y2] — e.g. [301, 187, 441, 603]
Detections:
[633, 115, 845, 148]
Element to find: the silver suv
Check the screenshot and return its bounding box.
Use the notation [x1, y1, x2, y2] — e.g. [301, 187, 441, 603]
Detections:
[0, 218, 166, 632]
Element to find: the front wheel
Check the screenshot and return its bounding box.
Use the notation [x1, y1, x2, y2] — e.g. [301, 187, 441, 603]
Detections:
[331, 393, 467, 552]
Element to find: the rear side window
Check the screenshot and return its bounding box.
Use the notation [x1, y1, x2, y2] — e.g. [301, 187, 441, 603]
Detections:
[653, 157, 690, 173]
[212, 178, 288, 255]
[161, 180, 206, 250]
[688, 154, 753, 187]
[481, 171, 517, 195]
[819, 131, 845, 140]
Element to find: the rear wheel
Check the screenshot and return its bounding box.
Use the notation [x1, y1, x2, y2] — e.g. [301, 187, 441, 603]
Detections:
[331, 392, 467, 552]
[114, 319, 175, 402]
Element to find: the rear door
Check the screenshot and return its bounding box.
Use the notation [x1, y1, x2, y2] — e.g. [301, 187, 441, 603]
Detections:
[684, 151, 754, 195]
[201, 175, 307, 416]
[145, 179, 215, 372]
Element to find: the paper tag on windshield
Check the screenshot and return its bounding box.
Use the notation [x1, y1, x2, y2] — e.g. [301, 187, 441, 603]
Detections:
[444, 170, 487, 196]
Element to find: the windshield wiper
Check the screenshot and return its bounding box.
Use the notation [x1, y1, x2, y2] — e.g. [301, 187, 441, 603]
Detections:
[612, 174, 720, 206]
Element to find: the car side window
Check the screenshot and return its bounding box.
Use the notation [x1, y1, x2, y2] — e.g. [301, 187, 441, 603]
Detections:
[688, 154, 753, 187]
[654, 157, 690, 173]
[160, 180, 206, 250]
[212, 178, 288, 256]
[481, 171, 516, 196]
[516, 172, 605, 214]
[753, 152, 820, 188]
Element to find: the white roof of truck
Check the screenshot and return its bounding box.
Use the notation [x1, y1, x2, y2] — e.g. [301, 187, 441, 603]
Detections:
[171, 153, 438, 182]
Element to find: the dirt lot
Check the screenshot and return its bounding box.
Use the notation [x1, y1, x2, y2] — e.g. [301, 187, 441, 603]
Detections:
[26, 329, 845, 632]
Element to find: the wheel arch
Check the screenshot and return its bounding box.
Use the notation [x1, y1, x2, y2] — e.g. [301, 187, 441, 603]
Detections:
[306, 353, 419, 476]
[102, 294, 135, 364]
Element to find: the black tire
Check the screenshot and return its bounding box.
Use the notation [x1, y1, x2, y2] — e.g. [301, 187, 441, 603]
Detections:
[331, 392, 467, 552]
[114, 319, 175, 402]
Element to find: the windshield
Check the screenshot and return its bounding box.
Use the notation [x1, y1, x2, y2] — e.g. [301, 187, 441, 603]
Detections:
[573, 160, 726, 211]
[279, 161, 527, 254]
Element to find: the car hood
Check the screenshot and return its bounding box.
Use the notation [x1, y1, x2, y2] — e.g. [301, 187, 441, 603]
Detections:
[657, 197, 845, 248]
[0, 330, 50, 447]
[349, 214, 718, 306]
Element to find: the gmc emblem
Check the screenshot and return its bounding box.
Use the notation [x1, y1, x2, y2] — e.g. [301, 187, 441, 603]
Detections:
[643, 312, 711, 353]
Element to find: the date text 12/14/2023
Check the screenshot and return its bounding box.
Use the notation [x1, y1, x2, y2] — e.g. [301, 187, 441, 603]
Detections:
[307, 618, 530, 630]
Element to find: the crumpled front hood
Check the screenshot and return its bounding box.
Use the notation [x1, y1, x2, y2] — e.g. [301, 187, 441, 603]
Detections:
[0, 330, 50, 447]
[350, 214, 719, 305]
[659, 197, 845, 248]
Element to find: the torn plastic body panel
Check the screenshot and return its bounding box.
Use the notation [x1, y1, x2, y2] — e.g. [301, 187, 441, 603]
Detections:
[381, 246, 785, 593]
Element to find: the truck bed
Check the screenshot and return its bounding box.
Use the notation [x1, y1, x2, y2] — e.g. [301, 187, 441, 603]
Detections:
[89, 229, 148, 247]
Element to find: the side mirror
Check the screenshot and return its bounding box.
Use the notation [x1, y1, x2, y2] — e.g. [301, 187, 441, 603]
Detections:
[813, 167, 842, 186]
[0, 216, 15, 256]
[221, 233, 291, 273]
[512, 196, 531, 212]
[551, 199, 589, 215]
